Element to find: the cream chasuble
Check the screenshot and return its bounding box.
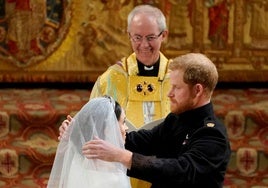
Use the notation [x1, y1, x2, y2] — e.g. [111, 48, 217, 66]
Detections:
[90, 52, 170, 188]
[90, 52, 170, 129]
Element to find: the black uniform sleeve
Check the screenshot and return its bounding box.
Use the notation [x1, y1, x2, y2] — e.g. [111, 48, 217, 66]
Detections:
[125, 119, 165, 155]
[127, 127, 230, 186]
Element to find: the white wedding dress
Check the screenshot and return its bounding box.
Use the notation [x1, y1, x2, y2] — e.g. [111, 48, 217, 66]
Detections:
[47, 97, 131, 188]
[65, 153, 130, 188]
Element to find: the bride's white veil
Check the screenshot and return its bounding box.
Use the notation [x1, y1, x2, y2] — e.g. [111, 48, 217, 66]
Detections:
[47, 96, 131, 188]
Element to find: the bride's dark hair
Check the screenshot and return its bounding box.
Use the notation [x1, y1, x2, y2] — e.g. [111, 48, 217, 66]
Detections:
[114, 101, 122, 121]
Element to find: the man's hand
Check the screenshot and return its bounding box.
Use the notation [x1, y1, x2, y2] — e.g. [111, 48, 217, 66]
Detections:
[58, 115, 73, 141]
[82, 137, 133, 169]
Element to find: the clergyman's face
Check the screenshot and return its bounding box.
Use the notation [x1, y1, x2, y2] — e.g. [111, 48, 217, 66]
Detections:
[128, 13, 166, 66]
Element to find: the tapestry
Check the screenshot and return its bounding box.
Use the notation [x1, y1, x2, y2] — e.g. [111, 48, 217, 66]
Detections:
[212, 88, 268, 187]
[0, 0, 267, 82]
[0, 89, 90, 188]
[0, 88, 268, 187]
[0, 0, 71, 67]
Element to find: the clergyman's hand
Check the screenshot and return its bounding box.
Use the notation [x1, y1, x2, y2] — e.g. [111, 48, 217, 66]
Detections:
[58, 115, 73, 141]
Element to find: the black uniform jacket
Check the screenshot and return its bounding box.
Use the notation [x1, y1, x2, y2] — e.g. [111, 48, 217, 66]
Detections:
[125, 102, 231, 188]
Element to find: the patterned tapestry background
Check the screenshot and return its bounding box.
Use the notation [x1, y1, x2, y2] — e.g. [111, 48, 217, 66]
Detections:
[0, 0, 267, 82]
[0, 1, 267, 187]
[0, 89, 91, 188]
[0, 88, 268, 187]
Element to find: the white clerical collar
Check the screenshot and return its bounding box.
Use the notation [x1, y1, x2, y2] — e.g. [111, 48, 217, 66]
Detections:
[144, 66, 154, 70]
